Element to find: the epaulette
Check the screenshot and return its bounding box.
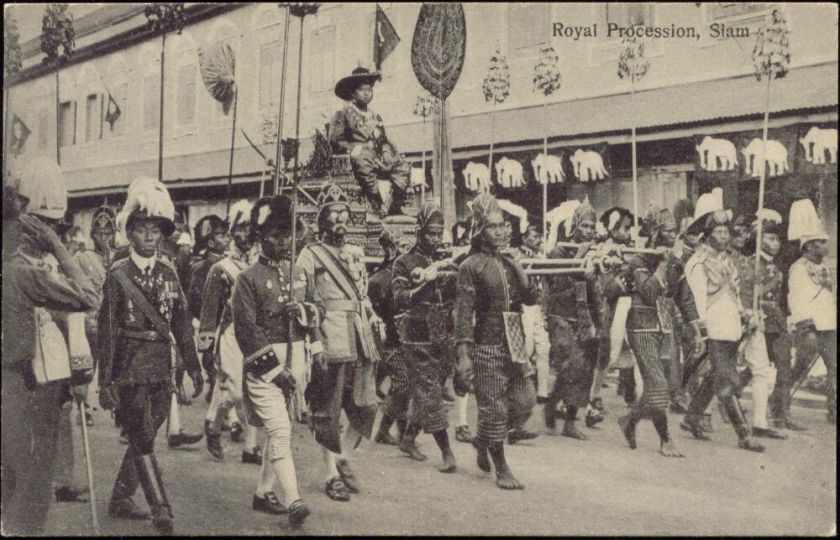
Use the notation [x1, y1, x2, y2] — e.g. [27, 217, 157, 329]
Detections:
[157, 256, 178, 273]
[110, 257, 130, 271]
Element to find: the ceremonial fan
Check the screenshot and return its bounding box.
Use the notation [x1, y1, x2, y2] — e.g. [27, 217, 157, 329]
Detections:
[199, 41, 238, 213]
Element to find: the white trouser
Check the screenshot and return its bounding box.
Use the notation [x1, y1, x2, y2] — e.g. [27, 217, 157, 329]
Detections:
[743, 331, 777, 430]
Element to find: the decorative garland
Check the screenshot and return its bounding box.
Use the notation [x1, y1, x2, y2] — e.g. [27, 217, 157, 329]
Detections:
[752, 9, 791, 81]
[483, 50, 511, 104]
[533, 45, 561, 96]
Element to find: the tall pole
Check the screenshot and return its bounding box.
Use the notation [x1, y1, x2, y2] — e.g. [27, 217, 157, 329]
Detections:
[78, 402, 99, 534]
[157, 32, 167, 182]
[421, 116, 426, 202]
[225, 86, 238, 214]
[487, 104, 495, 188]
[631, 80, 638, 234]
[752, 74, 772, 313]
[542, 98, 548, 250]
[273, 6, 292, 196]
[56, 70, 60, 164]
[289, 16, 306, 292]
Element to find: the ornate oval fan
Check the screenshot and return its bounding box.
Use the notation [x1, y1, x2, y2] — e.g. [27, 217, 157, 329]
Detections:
[198, 42, 236, 114]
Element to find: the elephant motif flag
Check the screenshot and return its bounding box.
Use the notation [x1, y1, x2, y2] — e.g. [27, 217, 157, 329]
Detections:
[735, 126, 799, 180]
[796, 124, 838, 174]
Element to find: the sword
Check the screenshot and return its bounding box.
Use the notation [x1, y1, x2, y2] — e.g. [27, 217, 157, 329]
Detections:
[78, 401, 100, 534]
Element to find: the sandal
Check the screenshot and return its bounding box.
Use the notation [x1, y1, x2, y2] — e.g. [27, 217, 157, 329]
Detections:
[324, 477, 350, 502]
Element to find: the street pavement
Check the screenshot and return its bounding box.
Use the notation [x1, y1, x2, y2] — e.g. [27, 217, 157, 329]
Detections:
[44, 380, 836, 536]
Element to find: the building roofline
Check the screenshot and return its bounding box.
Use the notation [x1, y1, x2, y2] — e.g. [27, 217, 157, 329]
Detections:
[8, 3, 249, 86]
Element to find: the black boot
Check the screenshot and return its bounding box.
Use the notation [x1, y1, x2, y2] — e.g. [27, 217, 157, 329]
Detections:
[205, 420, 223, 461]
[399, 423, 427, 461]
[395, 417, 408, 442]
[375, 415, 399, 446]
[487, 442, 525, 490]
[135, 454, 174, 535]
[721, 395, 764, 453]
[544, 394, 560, 430]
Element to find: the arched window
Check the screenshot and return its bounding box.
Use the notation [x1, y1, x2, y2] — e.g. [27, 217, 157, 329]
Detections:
[171, 32, 198, 130]
[140, 45, 161, 134]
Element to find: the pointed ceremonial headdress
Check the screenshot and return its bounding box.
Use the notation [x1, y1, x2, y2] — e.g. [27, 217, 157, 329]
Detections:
[416, 201, 444, 230]
[568, 196, 596, 238]
[16, 156, 68, 220]
[545, 200, 580, 248]
[91, 206, 116, 235]
[116, 176, 175, 238]
[468, 192, 501, 240]
[315, 182, 351, 227]
[641, 203, 676, 246]
[788, 198, 828, 247]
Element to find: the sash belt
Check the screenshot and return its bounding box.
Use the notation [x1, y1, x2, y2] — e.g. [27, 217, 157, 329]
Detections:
[324, 299, 362, 313]
[117, 328, 168, 342]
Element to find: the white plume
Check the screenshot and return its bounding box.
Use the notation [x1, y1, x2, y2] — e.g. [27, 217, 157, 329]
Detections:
[116, 176, 175, 238]
[496, 198, 529, 234]
[545, 200, 580, 251]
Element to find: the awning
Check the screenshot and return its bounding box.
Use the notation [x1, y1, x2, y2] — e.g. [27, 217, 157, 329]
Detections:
[390, 61, 838, 154]
[55, 61, 837, 197]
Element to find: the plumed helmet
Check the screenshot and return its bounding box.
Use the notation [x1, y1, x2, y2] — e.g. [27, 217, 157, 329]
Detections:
[16, 156, 68, 220]
[227, 199, 253, 232]
[90, 205, 116, 236]
[599, 207, 634, 235]
[116, 176, 175, 238]
[250, 195, 294, 238]
[685, 187, 732, 238]
[192, 214, 227, 255]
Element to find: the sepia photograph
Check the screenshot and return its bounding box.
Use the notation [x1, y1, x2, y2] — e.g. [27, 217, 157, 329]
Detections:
[1, 2, 836, 536]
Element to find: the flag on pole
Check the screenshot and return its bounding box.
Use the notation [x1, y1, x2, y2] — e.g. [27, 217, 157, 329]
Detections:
[10, 114, 31, 154]
[104, 91, 121, 128]
[374, 4, 400, 71]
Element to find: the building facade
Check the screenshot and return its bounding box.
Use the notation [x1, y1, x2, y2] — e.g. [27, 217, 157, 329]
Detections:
[5, 3, 838, 264]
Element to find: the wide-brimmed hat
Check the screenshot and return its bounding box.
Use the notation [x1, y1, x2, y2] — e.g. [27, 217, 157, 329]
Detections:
[334, 67, 382, 101]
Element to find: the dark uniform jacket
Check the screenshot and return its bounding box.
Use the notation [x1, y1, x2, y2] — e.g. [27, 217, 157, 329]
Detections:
[392, 246, 458, 345]
[97, 254, 199, 387]
[329, 104, 396, 155]
[739, 252, 787, 335]
[232, 256, 323, 370]
[197, 251, 249, 351]
[624, 252, 699, 332]
[544, 244, 604, 339]
[368, 261, 399, 349]
[455, 245, 539, 347]
[187, 252, 223, 321]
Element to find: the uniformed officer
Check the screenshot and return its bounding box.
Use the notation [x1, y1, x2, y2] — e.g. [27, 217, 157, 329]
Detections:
[98, 177, 204, 535]
[232, 195, 321, 528]
[2, 158, 99, 535]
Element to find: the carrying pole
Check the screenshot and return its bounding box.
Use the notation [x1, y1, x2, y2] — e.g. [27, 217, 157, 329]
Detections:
[78, 401, 100, 534]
